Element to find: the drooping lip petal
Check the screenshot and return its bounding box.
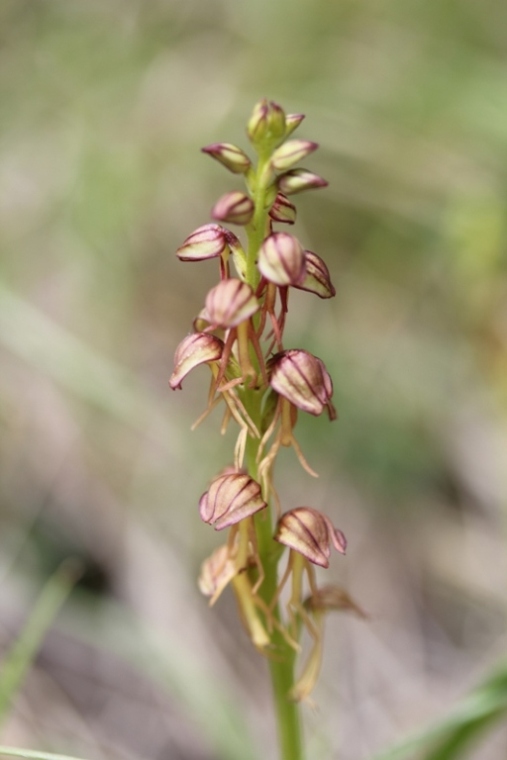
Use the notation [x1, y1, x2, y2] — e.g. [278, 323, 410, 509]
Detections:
[169, 333, 224, 390]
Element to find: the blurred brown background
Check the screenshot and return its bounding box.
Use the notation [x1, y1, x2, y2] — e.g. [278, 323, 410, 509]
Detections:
[1, 1, 506, 758]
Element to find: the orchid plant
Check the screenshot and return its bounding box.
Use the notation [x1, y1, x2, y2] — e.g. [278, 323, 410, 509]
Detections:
[170, 99, 360, 760]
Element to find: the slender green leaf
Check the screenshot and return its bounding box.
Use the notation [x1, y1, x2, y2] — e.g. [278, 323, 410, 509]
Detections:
[0, 747, 88, 760]
[0, 561, 80, 727]
[372, 660, 507, 760]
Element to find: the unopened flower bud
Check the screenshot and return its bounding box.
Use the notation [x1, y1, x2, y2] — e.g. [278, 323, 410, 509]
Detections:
[247, 98, 286, 148]
[169, 333, 224, 390]
[269, 193, 297, 225]
[275, 507, 347, 567]
[293, 250, 336, 299]
[284, 113, 305, 138]
[271, 140, 318, 172]
[277, 168, 328, 196]
[258, 232, 306, 287]
[268, 349, 336, 419]
[205, 278, 259, 328]
[201, 142, 251, 174]
[176, 223, 229, 261]
[199, 472, 267, 530]
[211, 191, 254, 226]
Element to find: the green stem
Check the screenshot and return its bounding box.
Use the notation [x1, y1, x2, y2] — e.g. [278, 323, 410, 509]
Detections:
[240, 150, 304, 760]
[246, 153, 272, 288]
[243, 395, 304, 760]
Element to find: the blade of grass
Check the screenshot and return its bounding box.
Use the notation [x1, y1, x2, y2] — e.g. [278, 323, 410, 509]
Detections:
[0, 748, 88, 760]
[0, 561, 80, 729]
[371, 659, 507, 760]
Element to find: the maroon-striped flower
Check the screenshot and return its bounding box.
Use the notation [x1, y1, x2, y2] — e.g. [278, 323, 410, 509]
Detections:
[258, 232, 306, 287]
[269, 193, 297, 225]
[199, 472, 267, 530]
[270, 140, 318, 172]
[278, 168, 328, 196]
[211, 191, 254, 226]
[247, 99, 286, 147]
[268, 349, 336, 419]
[176, 223, 230, 261]
[204, 278, 259, 329]
[293, 250, 336, 299]
[275, 507, 346, 567]
[201, 142, 251, 174]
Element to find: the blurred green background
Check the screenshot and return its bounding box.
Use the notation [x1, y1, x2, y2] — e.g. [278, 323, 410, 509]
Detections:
[1, 1, 506, 759]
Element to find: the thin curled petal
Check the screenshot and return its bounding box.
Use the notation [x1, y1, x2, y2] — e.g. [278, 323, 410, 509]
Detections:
[169, 333, 224, 390]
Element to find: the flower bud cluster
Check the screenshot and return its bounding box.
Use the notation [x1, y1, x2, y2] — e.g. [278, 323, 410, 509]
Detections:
[170, 100, 355, 698]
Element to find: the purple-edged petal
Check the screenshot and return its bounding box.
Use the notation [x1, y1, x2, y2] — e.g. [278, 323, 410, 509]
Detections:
[247, 98, 286, 146]
[201, 143, 251, 174]
[204, 278, 259, 328]
[169, 333, 224, 390]
[284, 113, 305, 138]
[293, 250, 336, 299]
[199, 473, 267, 530]
[274, 507, 346, 567]
[258, 232, 306, 286]
[211, 191, 254, 226]
[271, 140, 319, 172]
[277, 168, 328, 196]
[268, 349, 336, 418]
[269, 193, 297, 225]
[176, 223, 229, 261]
